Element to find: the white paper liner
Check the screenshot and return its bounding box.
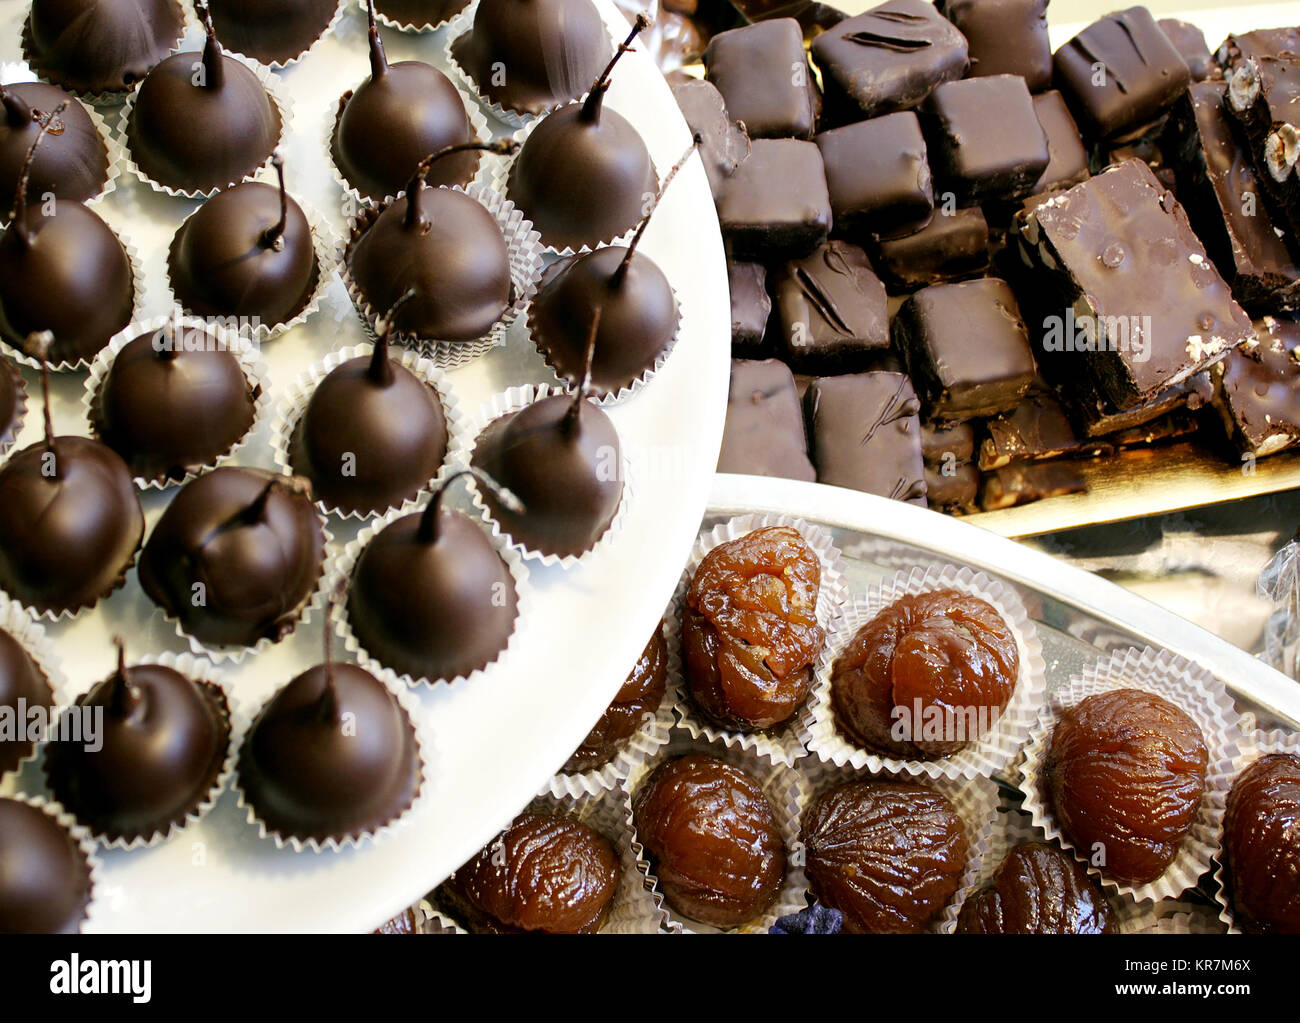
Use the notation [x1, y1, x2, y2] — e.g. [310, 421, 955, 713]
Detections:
[1018, 646, 1244, 902]
[45, 652, 240, 851]
[664, 513, 848, 769]
[325, 70, 494, 209]
[0, 366, 27, 462]
[269, 343, 473, 520]
[217, 0, 347, 69]
[623, 732, 809, 934]
[83, 314, 272, 490]
[1211, 725, 1300, 934]
[420, 902, 467, 934]
[341, 181, 543, 368]
[466, 383, 632, 568]
[1117, 898, 1228, 935]
[0, 590, 69, 778]
[232, 666, 434, 853]
[795, 758, 998, 935]
[366, 0, 473, 32]
[116, 51, 293, 200]
[803, 561, 1048, 782]
[166, 191, 340, 344]
[0, 794, 104, 934]
[328, 503, 533, 690]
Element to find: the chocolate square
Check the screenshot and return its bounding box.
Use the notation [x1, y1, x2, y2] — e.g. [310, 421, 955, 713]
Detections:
[718, 359, 816, 480]
[770, 240, 890, 373]
[925, 461, 979, 513]
[938, 0, 1051, 92]
[671, 78, 750, 202]
[1158, 19, 1219, 83]
[810, 0, 968, 124]
[1053, 7, 1191, 140]
[893, 277, 1036, 421]
[921, 76, 1050, 206]
[869, 207, 990, 292]
[1212, 316, 1300, 456]
[814, 112, 934, 240]
[716, 139, 832, 261]
[1031, 90, 1090, 195]
[729, 261, 771, 352]
[704, 18, 819, 140]
[921, 420, 976, 465]
[803, 371, 927, 503]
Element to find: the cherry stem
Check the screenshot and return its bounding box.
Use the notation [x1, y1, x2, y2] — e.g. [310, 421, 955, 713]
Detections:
[368, 288, 418, 384]
[196, 2, 224, 90]
[260, 153, 289, 250]
[564, 305, 601, 434]
[582, 14, 649, 122]
[0, 85, 29, 128]
[23, 331, 57, 456]
[107, 636, 140, 718]
[366, 0, 387, 78]
[613, 134, 700, 287]
[403, 139, 517, 230]
[8, 99, 67, 241]
[417, 468, 522, 543]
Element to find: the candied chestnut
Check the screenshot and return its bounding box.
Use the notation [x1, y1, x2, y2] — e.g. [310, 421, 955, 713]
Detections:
[374, 906, 422, 934]
[1045, 689, 1208, 886]
[682, 525, 824, 732]
[831, 589, 1018, 759]
[802, 779, 968, 933]
[1222, 753, 1300, 933]
[438, 812, 619, 933]
[957, 841, 1116, 934]
[563, 628, 667, 774]
[633, 754, 786, 928]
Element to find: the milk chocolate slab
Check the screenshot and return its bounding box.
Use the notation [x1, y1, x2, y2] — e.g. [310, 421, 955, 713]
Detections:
[937, 0, 1050, 92]
[718, 359, 816, 481]
[771, 241, 890, 374]
[1212, 316, 1300, 456]
[717, 139, 832, 261]
[1031, 91, 1090, 195]
[870, 208, 990, 291]
[979, 461, 1085, 510]
[810, 0, 968, 124]
[978, 387, 1112, 469]
[1053, 7, 1191, 141]
[815, 112, 934, 241]
[925, 461, 979, 513]
[1224, 56, 1300, 238]
[704, 19, 818, 140]
[804, 371, 927, 503]
[729, 260, 771, 352]
[671, 78, 750, 203]
[1158, 19, 1219, 83]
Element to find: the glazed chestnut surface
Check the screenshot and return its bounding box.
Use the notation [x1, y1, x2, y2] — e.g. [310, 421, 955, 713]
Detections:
[802, 779, 968, 933]
[1223, 753, 1300, 933]
[1045, 689, 1208, 885]
[831, 589, 1018, 758]
[632, 754, 786, 928]
[440, 812, 619, 933]
[957, 841, 1115, 934]
[682, 526, 824, 732]
[564, 629, 667, 774]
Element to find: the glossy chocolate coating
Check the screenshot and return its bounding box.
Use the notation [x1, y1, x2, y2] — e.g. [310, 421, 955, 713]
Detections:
[238, 662, 421, 842]
[870, 207, 990, 293]
[0, 629, 52, 776]
[803, 779, 968, 933]
[25, 0, 184, 96]
[91, 329, 258, 483]
[138, 467, 325, 649]
[506, 102, 655, 252]
[957, 841, 1115, 934]
[1158, 19, 1218, 83]
[670, 79, 748, 203]
[718, 359, 815, 482]
[716, 139, 832, 262]
[815, 112, 933, 241]
[168, 181, 317, 327]
[772, 241, 889, 373]
[0, 798, 92, 934]
[938, 0, 1051, 92]
[1030, 91, 1090, 196]
[440, 813, 620, 932]
[683, 526, 823, 732]
[375, 0, 471, 28]
[126, 39, 281, 193]
[45, 663, 230, 841]
[920, 420, 975, 465]
[633, 754, 785, 928]
[978, 387, 1110, 470]
[450, 0, 612, 116]
[289, 347, 449, 516]
[728, 261, 770, 351]
[0, 200, 134, 366]
[347, 508, 518, 682]
[347, 187, 510, 342]
[831, 589, 1018, 757]
[1214, 317, 1300, 456]
[0, 435, 143, 615]
[208, 0, 338, 65]
[472, 394, 622, 559]
[0, 360, 22, 453]
[564, 628, 667, 773]
[0, 83, 110, 216]
[704, 19, 817, 140]
[924, 462, 979, 514]
[1046, 689, 1208, 885]
[531, 247, 676, 397]
[1223, 753, 1300, 933]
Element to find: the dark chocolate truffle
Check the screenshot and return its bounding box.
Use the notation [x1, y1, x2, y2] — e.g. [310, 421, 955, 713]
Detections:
[238, 662, 421, 843]
[1222, 752, 1300, 933]
[167, 159, 318, 328]
[374, 0, 470, 29]
[90, 325, 258, 484]
[138, 467, 325, 650]
[0, 83, 109, 217]
[450, 0, 613, 117]
[0, 628, 53, 776]
[208, 0, 338, 66]
[957, 841, 1116, 934]
[125, 3, 282, 194]
[0, 798, 93, 934]
[24, 0, 184, 97]
[44, 644, 231, 843]
[331, 2, 477, 202]
[564, 628, 667, 773]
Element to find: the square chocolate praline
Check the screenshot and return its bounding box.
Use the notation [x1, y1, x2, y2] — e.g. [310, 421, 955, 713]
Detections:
[815, 112, 934, 240]
[704, 19, 818, 140]
[1212, 316, 1300, 456]
[1031, 91, 1090, 195]
[718, 359, 816, 481]
[921, 76, 1050, 206]
[893, 277, 1037, 421]
[729, 261, 772, 353]
[804, 371, 927, 504]
[1158, 19, 1219, 82]
[717, 139, 832, 261]
[770, 240, 890, 374]
[810, 0, 968, 124]
[869, 207, 990, 293]
[938, 0, 1052, 92]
